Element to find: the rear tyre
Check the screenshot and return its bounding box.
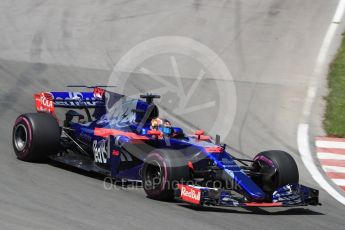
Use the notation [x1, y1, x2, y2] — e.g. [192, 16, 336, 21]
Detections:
[142, 149, 190, 201]
[12, 113, 60, 162]
[251, 150, 299, 194]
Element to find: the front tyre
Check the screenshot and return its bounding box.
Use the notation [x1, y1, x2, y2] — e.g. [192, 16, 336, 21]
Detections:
[251, 150, 299, 194]
[12, 113, 60, 162]
[142, 149, 190, 201]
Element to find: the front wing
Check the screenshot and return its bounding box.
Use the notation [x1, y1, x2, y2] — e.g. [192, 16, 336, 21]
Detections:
[176, 183, 320, 207]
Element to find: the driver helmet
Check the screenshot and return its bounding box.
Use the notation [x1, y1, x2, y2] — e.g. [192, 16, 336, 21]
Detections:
[150, 117, 162, 130]
[150, 118, 173, 136]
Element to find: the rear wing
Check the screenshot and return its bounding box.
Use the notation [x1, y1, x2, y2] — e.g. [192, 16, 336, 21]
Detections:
[49, 91, 105, 108]
[34, 89, 108, 114]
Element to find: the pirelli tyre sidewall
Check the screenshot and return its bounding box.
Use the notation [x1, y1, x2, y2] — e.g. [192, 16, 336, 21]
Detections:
[142, 149, 190, 201]
[12, 113, 60, 162]
[252, 150, 299, 194]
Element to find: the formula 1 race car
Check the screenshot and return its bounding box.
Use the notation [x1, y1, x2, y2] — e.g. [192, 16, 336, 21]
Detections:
[12, 86, 320, 208]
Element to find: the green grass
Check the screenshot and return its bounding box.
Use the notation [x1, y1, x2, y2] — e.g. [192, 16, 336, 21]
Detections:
[324, 33, 345, 137]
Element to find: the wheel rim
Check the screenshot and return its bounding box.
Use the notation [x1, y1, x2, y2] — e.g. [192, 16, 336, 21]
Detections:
[14, 124, 28, 151]
[145, 160, 163, 190]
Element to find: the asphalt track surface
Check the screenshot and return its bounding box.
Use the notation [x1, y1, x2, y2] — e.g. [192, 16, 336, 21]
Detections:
[0, 0, 345, 229]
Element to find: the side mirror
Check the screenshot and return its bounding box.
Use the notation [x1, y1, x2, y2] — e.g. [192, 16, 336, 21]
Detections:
[194, 130, 204, 136]
[194, 130, 211, 140]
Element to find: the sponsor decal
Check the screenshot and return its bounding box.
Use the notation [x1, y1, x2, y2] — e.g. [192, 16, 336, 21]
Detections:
[112, 150, 120, 156]
[178, 184, 201, 204]
[34, 92, 55, 113]
[94, 128, 149, 140]
[204, 146, 223, 153]
[54, 92, 99, 107]
[93, 87, 105, 99]
[93, 140, 108, 163]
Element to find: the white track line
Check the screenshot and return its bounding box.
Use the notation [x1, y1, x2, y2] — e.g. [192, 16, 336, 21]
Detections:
[298, 0, 345, 206]
[332, 179, 345, 186]
[318, 152, 345, 160]
[322, 165, 345, 173]
[316, 141, 345, 149]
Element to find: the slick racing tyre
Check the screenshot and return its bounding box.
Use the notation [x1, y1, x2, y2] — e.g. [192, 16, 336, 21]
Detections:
[12, 113, 60, 162]
[251, 150, 299, 194]
[142, 149, 190, 201]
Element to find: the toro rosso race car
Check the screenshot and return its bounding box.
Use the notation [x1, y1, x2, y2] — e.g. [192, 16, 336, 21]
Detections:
[12, 86, 320, 208]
